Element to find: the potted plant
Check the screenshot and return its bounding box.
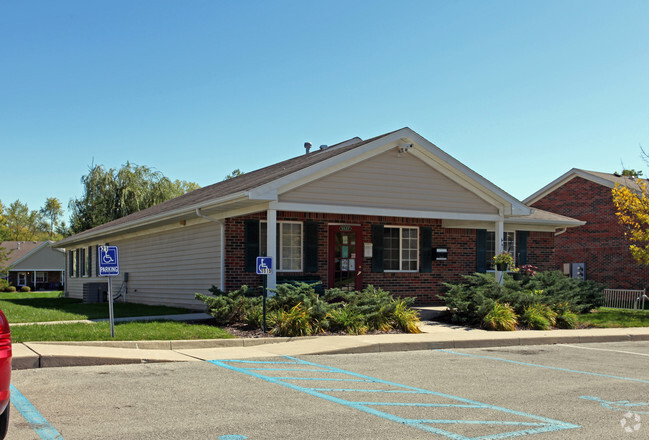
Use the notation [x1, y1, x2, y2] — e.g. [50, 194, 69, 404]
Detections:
[492, 252, 514, 271]
[510, 267, 525, 280]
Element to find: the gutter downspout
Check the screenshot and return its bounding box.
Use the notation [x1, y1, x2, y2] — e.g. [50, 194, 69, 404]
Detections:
[195, 208, 225, 292]
[555, 227, 568, 236]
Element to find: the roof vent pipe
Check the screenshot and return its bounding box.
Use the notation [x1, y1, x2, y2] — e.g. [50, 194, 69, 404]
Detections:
[319, 144, 328, 150]
[304, 142, 312, 154]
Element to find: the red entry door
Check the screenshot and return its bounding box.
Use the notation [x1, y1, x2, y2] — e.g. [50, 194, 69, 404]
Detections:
[328, 225, 363, 291]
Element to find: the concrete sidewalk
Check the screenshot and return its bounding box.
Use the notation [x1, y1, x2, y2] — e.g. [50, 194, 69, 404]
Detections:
[11, 309, 649, 370]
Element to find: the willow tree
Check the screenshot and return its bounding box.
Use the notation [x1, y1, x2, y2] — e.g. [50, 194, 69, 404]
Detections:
[612, 177, 649, 265]
[69, 162, 200, 234]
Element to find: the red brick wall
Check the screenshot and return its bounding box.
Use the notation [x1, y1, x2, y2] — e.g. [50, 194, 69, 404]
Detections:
[225, 212, 555, 303]
[531, 176, 648, 289]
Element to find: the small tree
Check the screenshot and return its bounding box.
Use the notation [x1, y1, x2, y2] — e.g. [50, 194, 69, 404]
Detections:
[612, 177, 649, 265]
[40, 197, 63, 239]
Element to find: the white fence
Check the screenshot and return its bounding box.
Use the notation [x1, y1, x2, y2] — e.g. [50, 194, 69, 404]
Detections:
[603, 289, 648, 310]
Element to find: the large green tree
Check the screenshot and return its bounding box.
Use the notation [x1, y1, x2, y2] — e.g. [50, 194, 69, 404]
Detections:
[40, 197, 63, 239]
[69, 162, 200, 234]
[4, 200, 43, 241]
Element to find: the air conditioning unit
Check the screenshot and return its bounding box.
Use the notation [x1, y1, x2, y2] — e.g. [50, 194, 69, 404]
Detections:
[83, 282, 108, 303]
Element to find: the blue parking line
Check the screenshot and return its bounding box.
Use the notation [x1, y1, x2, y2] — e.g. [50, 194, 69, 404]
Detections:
[208, 356, 579, 439]
[10, 385, 64, 440]
[438, 349, 649, 384]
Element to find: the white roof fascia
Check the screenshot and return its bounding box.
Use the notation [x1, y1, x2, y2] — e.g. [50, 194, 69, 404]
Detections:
[407, 131, 531, 216]
[270, 201, 503, 222]
[522, 168, 620, 205]
[9, 241, 53, 267]
[247, 130, 410, 200]
[55, 192, 249, 247]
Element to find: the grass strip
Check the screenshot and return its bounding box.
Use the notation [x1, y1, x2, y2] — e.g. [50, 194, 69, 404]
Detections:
[11, 320, 234, 343]
[578, 307, 649, 328]
[0, 292, 193, 323]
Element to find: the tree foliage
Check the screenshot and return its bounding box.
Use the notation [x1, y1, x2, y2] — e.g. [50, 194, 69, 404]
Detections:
[612, 177, 649, 265]
[0, 198, 64, 241]
[224, 169, 244, 180]
[69, 162, 200, 234]
[40, 197, 63, 239]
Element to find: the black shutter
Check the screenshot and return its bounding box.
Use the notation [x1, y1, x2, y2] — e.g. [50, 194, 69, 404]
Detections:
[95, 246, 99, 277]
[67, 251, 73, 279]
[244, 219, 260, 273]
[420, 227, 432, 273]
[516, 231, 528, 266]
[75, 249, 80, 277]
[87, 246, 93, 277]
[304, 221, 319, 273]
[476, 229, 487, 273]
[371, 224, 384, 273]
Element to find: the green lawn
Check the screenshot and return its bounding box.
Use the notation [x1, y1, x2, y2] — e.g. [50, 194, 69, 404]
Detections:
[11, 320, 233, 343]
[0, 291, 194, 323]
[578, 307, 649, 328]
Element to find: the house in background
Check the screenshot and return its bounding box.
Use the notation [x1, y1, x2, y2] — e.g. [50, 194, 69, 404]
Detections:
[1, 241, 65, 290]
[525, 168, 647, 290]
[54, 128, 583, 309]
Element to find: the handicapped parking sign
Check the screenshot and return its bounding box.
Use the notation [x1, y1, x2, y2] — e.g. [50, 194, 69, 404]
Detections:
[98, 246, 120, 276]
[256, 257, 272, 275]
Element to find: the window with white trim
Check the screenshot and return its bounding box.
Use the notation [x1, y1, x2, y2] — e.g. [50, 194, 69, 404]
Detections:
[36, 272, 48, 283]
[384, 226, 418, 271]
[260, 221, 303, 272]
[487, 231, 516, 268]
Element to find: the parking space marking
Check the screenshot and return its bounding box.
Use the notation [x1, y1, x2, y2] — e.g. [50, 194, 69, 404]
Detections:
[438, 350, 649, 384]
[557, 344, 649, 357]
[208, 356, 579, 439]
[10, 384, 64, 440]
[579, 396, 649, 414]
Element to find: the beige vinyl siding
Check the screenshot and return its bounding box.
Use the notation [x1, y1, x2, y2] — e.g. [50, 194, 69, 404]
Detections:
[12, 246, 65, 271]
[65, 222, 221, 309]
[280, 149, 499, 214]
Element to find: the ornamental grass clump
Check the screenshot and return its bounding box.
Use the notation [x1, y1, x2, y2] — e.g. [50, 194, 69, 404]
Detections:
[520, 303, 557, 330]
[269, 303, 314, 337]
[482, 302, 517, 331]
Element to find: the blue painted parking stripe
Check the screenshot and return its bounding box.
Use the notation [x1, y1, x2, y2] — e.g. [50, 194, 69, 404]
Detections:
[10, 384, 64, 440]
[209, 356, 579, 439]
[439, 349, 649, 384]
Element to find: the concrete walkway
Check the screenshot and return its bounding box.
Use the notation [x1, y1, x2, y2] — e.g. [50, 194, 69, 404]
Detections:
[11, 308, 649, 370]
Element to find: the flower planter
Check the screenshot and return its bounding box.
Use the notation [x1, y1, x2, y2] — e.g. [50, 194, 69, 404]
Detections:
[496, 263, 508, 271]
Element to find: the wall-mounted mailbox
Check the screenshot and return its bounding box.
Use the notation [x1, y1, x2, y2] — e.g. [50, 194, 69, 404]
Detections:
[436, 248, 448, 261]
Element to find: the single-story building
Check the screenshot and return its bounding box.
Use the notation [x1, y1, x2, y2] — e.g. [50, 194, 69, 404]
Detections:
[1, 241, 65, 290]
[54, 128, 583, 309]
[525, 168, 648, 289]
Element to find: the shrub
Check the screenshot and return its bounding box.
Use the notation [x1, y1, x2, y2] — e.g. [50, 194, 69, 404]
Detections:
[392, 299, 422, 333]
[20, 286, 31, 293]
[327, 304, 368, 335]
[5, 286, 16, 293]
[0, 280, 8, 292]
[482, 302, 518, 331]
[195, 285, 262, 325]
[520, 303, 557, 330]
[556, 310, 578, 329]
[269, 303, 313, 337]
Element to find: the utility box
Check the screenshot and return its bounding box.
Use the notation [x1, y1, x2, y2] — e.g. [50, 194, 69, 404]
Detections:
[571, 263, 586, 280]
[83, 282, 108, 303]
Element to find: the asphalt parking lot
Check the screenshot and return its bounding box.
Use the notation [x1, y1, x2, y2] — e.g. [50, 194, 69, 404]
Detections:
[8, 341, 649, 439]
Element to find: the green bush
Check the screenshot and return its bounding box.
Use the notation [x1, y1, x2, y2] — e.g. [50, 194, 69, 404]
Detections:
[0, 280, 8, 292]
[482, 302, 518, 331]
[269, 303, 313, 337]
[392, 299, 422, 333]
[327, 304, 368, 335]
[5, 286, 16, 293]
[520, 303, 557, 330]
[556, 310, 578, 329]
[20, 286, 31, 293]
[195, 285, 262, 325]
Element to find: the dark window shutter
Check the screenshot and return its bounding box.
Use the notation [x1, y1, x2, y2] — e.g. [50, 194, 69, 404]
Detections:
[68, 251, 73, 278]
[420, 226, 433, 273]
[371, 224, 384, 273]
[244, 219, 260, 273]
[516, 231, 528, 266]
[87, 246, 93, 277]
[304, 221, 319, 273]
[75, 249, 80, 277]
[476, 229, 487, 273]
[95, 246, 99, 277]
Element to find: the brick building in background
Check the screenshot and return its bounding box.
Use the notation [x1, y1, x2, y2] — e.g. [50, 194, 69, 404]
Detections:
[525, 169, 648, 290]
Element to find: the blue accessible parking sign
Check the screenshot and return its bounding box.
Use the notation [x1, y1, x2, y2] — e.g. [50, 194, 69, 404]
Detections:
[98, 246, 120, 276]
[256, 257, 272, 275]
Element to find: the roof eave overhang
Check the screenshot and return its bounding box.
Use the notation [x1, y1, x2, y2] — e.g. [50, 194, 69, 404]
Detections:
[54, 192, 250, 248]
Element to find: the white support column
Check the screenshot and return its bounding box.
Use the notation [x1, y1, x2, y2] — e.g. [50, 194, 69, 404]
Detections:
[267, 209, 277, 294]
[495, 219, 505, 284]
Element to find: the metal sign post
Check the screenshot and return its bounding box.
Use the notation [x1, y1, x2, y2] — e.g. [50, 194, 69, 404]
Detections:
[98, 246, 120, 338]
[256, 257, 272, 333]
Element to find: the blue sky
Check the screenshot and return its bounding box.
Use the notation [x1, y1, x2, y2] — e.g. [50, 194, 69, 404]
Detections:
[1, 1, 648, 222]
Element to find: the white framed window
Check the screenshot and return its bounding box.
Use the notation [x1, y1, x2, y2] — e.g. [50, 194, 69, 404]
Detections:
[36, 272, 48, 283]
[487, 231, 516, 268]
[260, 221, 303, 272]
[384, 226, 419, 272]
[17, 273, 27, 286]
